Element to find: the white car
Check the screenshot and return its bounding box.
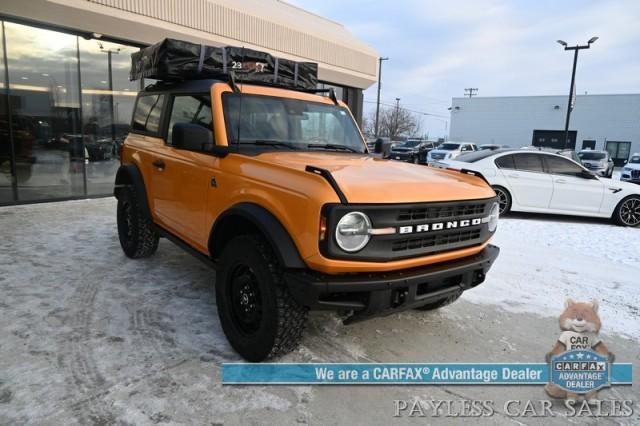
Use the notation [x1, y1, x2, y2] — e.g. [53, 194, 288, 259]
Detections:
[427, 142, 477, 162]
[621, 153, 640, 185]
[432, 149, 640, 227]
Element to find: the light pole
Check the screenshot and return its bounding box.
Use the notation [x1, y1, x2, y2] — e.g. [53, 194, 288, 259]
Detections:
[393, 97, 400, 140]
[557, 37, 598, 149]
[374, 57, 389, 138]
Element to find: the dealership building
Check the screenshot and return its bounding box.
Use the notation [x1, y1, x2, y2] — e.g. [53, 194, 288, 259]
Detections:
[449, 94, 640, 166]
[0, 0, 378, 205]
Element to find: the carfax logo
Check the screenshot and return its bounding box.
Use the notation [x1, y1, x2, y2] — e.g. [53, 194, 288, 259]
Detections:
[550, 350, 610, 394]
[545, 298, 614, 403]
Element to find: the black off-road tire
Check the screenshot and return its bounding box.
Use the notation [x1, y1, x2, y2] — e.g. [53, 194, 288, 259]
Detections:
[216, 234, 308, 361]
[414, 291, 462, 311]
[117, 186, 159, 258]
[491, 185, 512, 216]
[613, 195, 640, 227]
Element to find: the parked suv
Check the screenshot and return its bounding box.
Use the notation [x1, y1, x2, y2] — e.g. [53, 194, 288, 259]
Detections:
[577, 149, 614, 178]
[427, 142, 478, 163]
[114, 78, 500, 361]
[622, 153, 640, 184]
[389, 139, 435, 164]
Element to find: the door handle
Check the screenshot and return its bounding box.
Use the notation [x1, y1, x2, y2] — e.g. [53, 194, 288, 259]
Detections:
[555, 179, 567, 184]
[152, 159, 165, 170]
[507, 173, 519, 178]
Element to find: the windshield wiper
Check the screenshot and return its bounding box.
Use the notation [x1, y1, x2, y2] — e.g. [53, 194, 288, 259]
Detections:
[241, 140, 299, 150]
[307, 143, 361, 153]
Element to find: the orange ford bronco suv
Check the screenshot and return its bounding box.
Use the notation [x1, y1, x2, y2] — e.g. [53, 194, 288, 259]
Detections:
[115, 43, 500, 361]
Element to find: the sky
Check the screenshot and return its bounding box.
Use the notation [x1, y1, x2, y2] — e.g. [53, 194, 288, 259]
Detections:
[288, 0, 640, 137]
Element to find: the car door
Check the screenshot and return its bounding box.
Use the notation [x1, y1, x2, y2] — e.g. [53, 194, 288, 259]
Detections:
[499, 153, 553, 209]
[150, 94, 213, 246]
[543, 154, 604, 213]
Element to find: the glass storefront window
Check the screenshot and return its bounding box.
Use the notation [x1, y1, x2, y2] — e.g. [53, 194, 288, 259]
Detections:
[79, 39, 138, 195]
[0, 20, 146, 204]
[4, 22, 83, 201]
[0, 23, 14, 203]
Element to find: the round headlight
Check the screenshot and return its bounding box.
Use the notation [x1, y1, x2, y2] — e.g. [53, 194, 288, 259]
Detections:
[488, 202, 499, 233]
[335, 212, 371, 252]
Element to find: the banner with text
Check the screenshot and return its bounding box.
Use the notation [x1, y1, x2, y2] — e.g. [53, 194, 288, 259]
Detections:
[222, 363, 633, 385]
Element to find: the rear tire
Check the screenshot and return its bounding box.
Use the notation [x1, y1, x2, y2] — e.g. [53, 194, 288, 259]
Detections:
[491, 185, 512, 216]
[215, 234, 308, 361]
[117, 186, 159, 258]
[414, 291, 462, 311]
[613, 195, 640, 227]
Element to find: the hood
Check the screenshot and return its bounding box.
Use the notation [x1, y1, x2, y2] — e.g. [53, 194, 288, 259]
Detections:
[582, 160, 606, 166]
[252, 152, 495, 204]
[624, 162, 640, 170]
[429, 149, 454, 155]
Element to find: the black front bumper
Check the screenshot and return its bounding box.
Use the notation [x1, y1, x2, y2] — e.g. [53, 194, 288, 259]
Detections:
[285, 244, 499, 324]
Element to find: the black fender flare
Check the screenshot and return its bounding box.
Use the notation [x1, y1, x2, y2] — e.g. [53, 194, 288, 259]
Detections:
[113, 164, 152, 220]
[209, 203, 306, 269]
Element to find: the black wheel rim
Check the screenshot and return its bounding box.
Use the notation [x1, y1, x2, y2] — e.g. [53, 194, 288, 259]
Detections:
[494, 188, 508, 214]
[620, 198, 640, 226]
[229, 264, 263, 335]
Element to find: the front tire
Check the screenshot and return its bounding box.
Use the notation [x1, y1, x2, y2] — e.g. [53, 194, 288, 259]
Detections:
[117, 186, 159, 258]
[215, 235, 308, 361]
[491, 185, 512, 216]
[613, 196, 640, 227]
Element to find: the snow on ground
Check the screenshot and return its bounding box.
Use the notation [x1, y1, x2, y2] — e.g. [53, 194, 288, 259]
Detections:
[463, 212, 640, 341]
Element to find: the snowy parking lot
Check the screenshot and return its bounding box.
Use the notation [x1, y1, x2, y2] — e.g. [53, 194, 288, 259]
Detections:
[0, 198, 638, 424]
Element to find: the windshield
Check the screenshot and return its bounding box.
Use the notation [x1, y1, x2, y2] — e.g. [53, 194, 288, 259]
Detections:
[578, 152, 606, 160]
[630, 156, 640, 164]
[223, 94, 365, 153]
[439, 143, 460, 150]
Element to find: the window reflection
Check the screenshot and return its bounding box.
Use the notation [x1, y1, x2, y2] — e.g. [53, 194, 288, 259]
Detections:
[0, 20, 145, 204]
[79, 39, 138, 195]
[0, 23, 14, 203]
[5, 22, 83, 201]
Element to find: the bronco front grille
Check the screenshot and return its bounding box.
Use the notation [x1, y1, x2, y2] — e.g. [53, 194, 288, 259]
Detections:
[321, 197, 497, 261]
[397, 203, 486, 221]
[392, 229, 482, 252]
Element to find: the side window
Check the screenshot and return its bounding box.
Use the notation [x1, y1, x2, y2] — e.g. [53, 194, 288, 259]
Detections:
[495, 154, 515, 169]
[132, 94, 166, 134]
[545, 155, 584, 177]
[167, 94, 213, 146]
[513, 153, 544, 173]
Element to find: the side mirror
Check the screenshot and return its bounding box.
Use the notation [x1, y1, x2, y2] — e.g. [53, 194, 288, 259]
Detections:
[172, 123, 212, 150]
[624, 160, 628, 164]
[374, 139, 392, 157]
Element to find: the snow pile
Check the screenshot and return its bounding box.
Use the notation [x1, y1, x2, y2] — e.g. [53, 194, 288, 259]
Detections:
[464, 215, 640, 341]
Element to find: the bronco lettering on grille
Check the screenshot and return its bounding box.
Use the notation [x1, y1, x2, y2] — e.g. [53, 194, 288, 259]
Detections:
[398, 218, 482, 234]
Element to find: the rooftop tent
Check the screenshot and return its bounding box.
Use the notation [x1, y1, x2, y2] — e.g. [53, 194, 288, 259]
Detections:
[130, 38, 318, 90]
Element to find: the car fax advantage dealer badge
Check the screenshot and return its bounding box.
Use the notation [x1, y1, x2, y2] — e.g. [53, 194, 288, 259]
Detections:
[550, 350, 610, 394]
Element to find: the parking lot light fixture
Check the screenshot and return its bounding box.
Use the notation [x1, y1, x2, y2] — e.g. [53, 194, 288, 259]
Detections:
[557, 37, 598, 149]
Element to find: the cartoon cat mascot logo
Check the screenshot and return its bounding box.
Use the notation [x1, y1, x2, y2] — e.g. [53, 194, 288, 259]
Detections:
[544, 298, 614, 403]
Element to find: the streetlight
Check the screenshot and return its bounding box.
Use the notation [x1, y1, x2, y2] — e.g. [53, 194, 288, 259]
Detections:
[374, 57, 389, 138]
[393, 97, 400, 140]
[557, 37, 598, 149]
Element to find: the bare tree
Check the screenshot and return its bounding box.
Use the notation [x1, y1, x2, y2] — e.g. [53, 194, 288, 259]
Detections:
[365, 105, 420, 140]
